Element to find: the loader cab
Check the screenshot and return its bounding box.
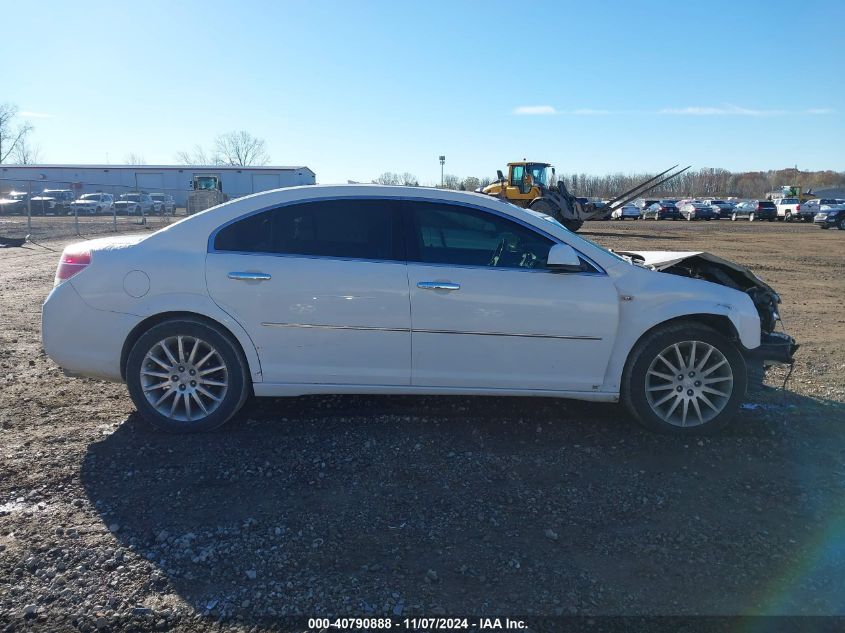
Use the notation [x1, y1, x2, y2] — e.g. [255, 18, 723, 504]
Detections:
[507, 162, 554, 200]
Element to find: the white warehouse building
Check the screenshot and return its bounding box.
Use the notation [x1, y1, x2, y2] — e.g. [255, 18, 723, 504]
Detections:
[0, 164, 316, 206]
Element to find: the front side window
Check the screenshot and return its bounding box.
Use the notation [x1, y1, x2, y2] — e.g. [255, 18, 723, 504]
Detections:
[213, 198, 399, 260]
[510, 165, 525, 187]
[408, 201, 553, 270]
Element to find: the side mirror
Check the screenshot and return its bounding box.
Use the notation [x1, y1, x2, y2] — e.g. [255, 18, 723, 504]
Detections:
[497, 169, 505, 181]
[547, 243, 583, 272]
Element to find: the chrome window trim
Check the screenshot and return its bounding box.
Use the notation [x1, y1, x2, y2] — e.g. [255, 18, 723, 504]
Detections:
[207, 195, 607, 276]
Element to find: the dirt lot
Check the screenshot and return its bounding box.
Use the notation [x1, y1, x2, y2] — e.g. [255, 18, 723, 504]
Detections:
[1, 220, 844, 630]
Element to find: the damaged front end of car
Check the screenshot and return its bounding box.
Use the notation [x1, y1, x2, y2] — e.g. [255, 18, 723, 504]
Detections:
[617, 251, 798, 365]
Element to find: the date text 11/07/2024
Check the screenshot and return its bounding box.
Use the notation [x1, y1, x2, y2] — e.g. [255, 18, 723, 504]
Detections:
[306, 617, 527, 630]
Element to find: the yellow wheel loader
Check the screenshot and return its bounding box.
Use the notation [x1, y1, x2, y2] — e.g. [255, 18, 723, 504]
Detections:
[480, 162, 689, 232]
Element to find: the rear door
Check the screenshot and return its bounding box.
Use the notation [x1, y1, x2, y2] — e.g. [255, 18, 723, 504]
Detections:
[404, 200, 618, 392]
[205, 198, 411, 385]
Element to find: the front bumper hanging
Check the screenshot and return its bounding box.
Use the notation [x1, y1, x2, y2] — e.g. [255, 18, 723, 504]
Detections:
[744, 331, 798, 365]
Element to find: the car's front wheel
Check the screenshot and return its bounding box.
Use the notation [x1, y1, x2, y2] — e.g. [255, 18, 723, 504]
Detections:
[126, 318, 249, 432]
[622, 322, 747, 434]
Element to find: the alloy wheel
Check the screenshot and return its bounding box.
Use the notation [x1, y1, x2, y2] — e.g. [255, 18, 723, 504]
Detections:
[140, 335, 228, 422]
[645, 340, 734, 427]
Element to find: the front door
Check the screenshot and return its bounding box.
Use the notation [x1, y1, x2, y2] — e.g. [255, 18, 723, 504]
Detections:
[405, 200, 618, 392]
[206, 198, 411, 385]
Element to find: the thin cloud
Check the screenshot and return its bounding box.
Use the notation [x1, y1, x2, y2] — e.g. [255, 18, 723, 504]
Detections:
[512, 106, 611, 115]
[513, 105, 557, 115]
[19, 111, 53, 119]
[656, 104, 836, 116]
[513, 104, 834, 117]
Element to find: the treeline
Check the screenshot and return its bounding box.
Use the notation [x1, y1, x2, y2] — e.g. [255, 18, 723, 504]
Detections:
[373, 167, 845, 198]
[558, 167, 845, 199]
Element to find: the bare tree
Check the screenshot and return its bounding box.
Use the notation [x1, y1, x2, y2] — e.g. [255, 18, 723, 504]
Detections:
[175, 145, 213, 165]
[124, 152, 146, 165]
[442, 173, 460, 190]
[461, 176, 481, 191]
[374, 172, 401, 185]
[399, 172, 419, 186]
[214, 131, 270, 166]
[12, 136, 42, 164]
[0, 103, 34, 164]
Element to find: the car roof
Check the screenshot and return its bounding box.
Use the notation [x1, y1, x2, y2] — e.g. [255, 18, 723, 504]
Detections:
[162, 184, 570, 246]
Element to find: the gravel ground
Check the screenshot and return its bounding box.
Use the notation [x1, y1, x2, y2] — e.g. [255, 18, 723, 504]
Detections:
[1, 219, 844, 630]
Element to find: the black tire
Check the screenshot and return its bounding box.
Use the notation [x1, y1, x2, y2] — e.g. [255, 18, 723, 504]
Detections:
[126, 318, 250, 433]
[838, 217, 845, 230]
[621, 322, 747, 435]
[785, 212, 793, 222]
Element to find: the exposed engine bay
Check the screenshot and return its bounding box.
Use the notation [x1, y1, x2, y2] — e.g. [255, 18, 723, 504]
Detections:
[616, 250, 797, 364]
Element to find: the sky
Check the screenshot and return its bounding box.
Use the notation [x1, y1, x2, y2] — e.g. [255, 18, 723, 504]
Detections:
[2, 0, 843, 184]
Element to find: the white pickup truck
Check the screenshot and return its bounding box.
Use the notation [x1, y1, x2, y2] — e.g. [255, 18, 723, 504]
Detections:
[774, 197, 802, 221]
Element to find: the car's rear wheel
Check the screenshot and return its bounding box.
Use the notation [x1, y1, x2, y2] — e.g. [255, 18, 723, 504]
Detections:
[126, 319, 249, 432]
[749, 213, 755, 222]
[622, 322, 747, 434]
[839, 217, 845, 230]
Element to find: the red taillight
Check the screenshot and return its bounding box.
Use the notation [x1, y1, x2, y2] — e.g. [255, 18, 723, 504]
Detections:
[796, 204, 800, 211]
[756, 203, 762, 211]
[55, 248, 91, 286]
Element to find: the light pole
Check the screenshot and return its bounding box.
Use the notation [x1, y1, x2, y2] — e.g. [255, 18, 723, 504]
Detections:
[439, 155, 445, 187]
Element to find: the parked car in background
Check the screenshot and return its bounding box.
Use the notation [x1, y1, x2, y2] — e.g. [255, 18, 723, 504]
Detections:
[679, 202, 715, 221]
[41, 185, 796, 435]
[702, 199, 734, 219]
[0, 191, 31, 215]
[611, 203, 641, 220]
[31, 189, 75, 216]
[731, 200, 777, 222]
[642, 200, 679, 220]
[150, 193, 176, 215]
[800, 199, 840, 223]
[69, 193, 114, 216]
[813, 202, 845, 230]
[115, 192, 154, 216]
[774, 197, 801, 222]
[635, 199, 660, 214]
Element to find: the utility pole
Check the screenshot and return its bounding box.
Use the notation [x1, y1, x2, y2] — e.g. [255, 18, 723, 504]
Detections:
[439, 155, 445, 187]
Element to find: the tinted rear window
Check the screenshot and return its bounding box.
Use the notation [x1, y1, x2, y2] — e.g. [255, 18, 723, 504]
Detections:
[758, 202, 776, 209]
[213, 198, 400, 260]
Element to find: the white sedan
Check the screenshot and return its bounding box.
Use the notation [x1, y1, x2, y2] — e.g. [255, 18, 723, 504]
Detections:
[42, 185, 796, 434]
[610, 203, 641, 220]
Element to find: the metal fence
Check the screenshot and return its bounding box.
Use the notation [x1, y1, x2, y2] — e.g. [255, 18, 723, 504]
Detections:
[0, 177, 254, 241]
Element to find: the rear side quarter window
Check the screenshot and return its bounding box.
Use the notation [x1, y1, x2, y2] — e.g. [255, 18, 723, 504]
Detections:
[213, 198, 403, 261]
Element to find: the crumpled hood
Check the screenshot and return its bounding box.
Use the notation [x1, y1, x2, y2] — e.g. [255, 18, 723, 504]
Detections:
[616, 250, 781, 332]
[616, 250, 777, 295]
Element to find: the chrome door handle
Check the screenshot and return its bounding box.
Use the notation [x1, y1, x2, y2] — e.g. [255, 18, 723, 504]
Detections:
[228, 271, 271, 281]
[417, 281, 460, 291]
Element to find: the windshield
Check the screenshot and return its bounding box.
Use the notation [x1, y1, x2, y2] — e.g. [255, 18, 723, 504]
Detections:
[121, 194, 140, 202]
[8, 193, 27, 200]
[527, 164, 553, 187]
[151, 195, 164, 201]
[195, 177, 219, 190]
[80, 194, 100, 200]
